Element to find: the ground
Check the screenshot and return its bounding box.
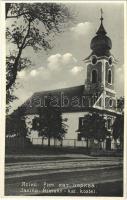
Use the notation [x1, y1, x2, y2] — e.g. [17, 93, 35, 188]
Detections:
[5, 153, 123, 196]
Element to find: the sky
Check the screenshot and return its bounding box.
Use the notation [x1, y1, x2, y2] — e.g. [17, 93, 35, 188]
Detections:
[6, 2, 124, 112]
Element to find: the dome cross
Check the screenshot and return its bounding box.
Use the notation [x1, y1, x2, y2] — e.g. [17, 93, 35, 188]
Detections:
[100, 8, 104, 22]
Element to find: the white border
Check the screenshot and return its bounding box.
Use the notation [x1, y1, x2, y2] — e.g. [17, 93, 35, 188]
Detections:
[123, 1, 127, 198]
[0, 0, 6, 198]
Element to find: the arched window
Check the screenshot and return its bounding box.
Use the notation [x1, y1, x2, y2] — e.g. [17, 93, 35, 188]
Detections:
[92, 69, 98, 83]
[108, 69, 112, 84]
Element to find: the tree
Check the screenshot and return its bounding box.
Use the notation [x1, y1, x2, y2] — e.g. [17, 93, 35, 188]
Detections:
[6, 3, 73, 106]
[78, 112, 109, 149]
[112, 115, 124, 150]
[112, 96, 124, 150]
[117, 97, 124, 113]
[6, 106, 28, 138]
[6, 53, 32, 112]
[32, 95, 68, 146]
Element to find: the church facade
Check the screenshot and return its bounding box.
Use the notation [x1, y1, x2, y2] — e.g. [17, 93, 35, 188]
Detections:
[23, 14, 121, 150]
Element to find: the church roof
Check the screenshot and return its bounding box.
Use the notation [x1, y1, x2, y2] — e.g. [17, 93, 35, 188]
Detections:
[22, 85, 101, 115]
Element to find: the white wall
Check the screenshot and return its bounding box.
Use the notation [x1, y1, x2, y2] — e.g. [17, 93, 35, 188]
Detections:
[25, 112, 87, 145]
[62, 112, 87, 139]
[25, 112, 117, 150]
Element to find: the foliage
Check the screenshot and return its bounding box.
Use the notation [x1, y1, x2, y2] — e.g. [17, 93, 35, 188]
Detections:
[6, 53, 31, 87]
[117, 97, 124, 113]
[112, 96, 124, 148]
[6, 87, 17, 113]
[6, 53, 31, 112]
[112, 114, 124, 148]
[6, 106, 28, 137]
[78, 112, 109, 142]
[32, 95, 68, 146]
[6, 3, 73, 106]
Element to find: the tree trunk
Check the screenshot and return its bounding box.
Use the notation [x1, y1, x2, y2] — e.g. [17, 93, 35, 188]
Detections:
[42, 137, 44, 146]
[120, 138, 123, 150]
[60, 139, 63, 147]
[6, 47, 23, 91]
[48, 136, 50, 147]
[86, 138, 89, 149]
[114, 139, 117, 150]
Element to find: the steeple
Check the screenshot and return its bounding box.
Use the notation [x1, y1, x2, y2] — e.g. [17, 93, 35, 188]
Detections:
[96, 9, 107, 35]
[85, 9, 117, 115]
[90, 9, 112, 57]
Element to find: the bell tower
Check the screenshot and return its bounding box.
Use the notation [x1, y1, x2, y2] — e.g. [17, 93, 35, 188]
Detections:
[84, 9, 117, 112]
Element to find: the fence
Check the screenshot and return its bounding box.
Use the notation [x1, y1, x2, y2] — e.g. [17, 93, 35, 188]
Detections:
[32, 137, 100, 148]
[31, 137, 122, 151]
[5, 136, 122, 152]
[5, 136, 31, 150]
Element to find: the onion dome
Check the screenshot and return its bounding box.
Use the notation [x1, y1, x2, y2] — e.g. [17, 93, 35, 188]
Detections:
[90, 11, 112, 57]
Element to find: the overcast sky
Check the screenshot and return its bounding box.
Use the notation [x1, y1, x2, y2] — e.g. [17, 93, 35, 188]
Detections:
[6, 2, 124, 112]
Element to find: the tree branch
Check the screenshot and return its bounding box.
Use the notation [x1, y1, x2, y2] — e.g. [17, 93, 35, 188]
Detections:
[6, 12, 30, 19]
[21, 19, 31, 49]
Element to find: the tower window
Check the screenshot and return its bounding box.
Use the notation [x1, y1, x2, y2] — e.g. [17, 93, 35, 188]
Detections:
[92, 69, 98, 83]
[109, 98, 113, 107]
[108, 69, 112, 84]
[91, 55, 97, 65]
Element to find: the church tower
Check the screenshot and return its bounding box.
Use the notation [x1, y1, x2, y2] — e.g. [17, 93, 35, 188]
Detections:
[84, 10, 117, 112]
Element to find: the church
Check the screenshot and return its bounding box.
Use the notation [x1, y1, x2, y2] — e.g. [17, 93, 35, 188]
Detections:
[23, 13, 121, 150]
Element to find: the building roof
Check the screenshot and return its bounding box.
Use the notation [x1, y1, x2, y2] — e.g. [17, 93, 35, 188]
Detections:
[22, 85, 102, 115]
